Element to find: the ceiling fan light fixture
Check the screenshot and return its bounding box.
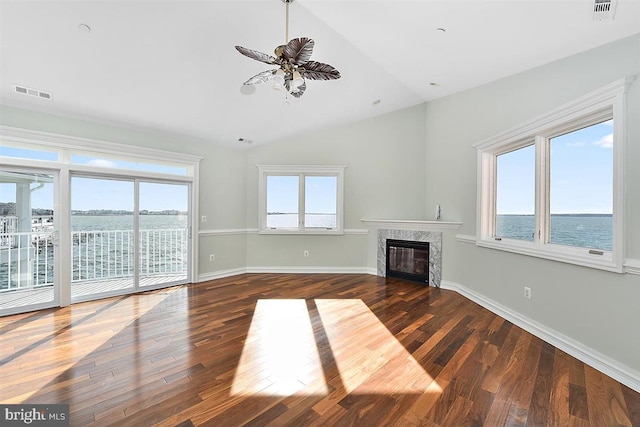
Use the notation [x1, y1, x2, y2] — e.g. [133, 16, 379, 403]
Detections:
[240, 84, 256, 95]
[292, 70, 304, 88]
[273, 69, 286, 85]
[234, 0, 340, 99]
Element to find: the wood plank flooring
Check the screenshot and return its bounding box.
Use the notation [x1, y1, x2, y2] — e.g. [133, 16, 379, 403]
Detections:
[0, 274, 187, 312]
[1, 273, 638, 426]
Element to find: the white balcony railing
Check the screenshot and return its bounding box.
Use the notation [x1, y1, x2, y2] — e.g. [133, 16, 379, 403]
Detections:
[1, 228, 188, 293]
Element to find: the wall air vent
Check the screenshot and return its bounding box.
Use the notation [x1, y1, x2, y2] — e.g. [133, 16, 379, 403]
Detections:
[13, 84, 52, 101]
[592, 0, 617, 21]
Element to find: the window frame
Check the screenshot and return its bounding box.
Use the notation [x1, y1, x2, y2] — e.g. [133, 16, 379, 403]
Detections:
[257, 165, 346, 235]
[474, 77, 634, 273]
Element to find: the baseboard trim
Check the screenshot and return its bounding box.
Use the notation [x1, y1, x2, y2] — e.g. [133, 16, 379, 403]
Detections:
[199, 267, 372, 281]
[198, 268, 247, 282]
[246, 266, 370, 274]
[441, 280, 640, 393]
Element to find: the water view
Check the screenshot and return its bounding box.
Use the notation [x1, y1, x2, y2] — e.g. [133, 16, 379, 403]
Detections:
[1, 214, 188, 292]
[267, 213, 336, 228]
[497, 214, 612, 251]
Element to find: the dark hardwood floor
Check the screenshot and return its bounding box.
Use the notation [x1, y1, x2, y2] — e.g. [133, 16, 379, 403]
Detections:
[1, 273, 639, 426]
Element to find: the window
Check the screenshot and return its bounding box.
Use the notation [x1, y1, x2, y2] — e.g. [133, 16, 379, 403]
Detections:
[72, 154, 189, 176]
[548, 121, 613, 251]
[0, 128, 196, 177]
[0, 141, 58, 162]
[258, 165, 345, 234]
[496, 144, 535, 242]
[475, 77, 634, 272]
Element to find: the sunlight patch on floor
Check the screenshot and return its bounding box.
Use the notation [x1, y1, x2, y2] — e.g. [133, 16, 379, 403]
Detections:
[231, 299, 328, 396]
[0, 289, 177, 403]
[315, 299, 442, 394]
[231, 298, 441, 397]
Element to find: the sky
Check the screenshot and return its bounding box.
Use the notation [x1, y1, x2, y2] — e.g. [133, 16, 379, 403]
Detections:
[496, 120, 613, 215]
[0, 148, 189, 211]
[1, 174, 188, 212]
[266, 175, 337, 214]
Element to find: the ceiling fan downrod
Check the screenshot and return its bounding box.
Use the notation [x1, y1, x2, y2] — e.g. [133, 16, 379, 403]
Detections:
[283, 0, 293, 44]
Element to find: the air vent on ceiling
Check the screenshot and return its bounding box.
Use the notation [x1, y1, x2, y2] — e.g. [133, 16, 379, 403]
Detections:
[13, 84, 52, 100]
[593, 0, 617, 21]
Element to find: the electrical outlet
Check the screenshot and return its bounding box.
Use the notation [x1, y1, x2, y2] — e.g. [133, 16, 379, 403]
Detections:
[209, 254, 215, 262]
[524, 286, 531, 299]
[201, 215, 207, 223]
[303, 250, 309, 257]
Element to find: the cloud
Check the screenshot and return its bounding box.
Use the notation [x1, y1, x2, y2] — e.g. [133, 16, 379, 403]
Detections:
[593, 133, 613, 148]
[87, 159, 118, 168]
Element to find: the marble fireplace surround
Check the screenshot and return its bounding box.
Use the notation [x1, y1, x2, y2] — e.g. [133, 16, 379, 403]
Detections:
[361, 220, 462, 288]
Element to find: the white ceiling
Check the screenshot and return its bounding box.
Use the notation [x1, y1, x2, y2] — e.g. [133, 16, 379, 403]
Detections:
[1, 0, 639, 149]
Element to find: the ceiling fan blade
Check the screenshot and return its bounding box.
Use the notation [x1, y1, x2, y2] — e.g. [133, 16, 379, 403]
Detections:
[299, 61, 341, 81]
[235, 46, 278, 65]
[283, 37, 314, 65]
[243, 69, 276, 85]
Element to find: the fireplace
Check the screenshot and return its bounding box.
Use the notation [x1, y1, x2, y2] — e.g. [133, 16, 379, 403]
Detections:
[386, 239, 430, 285]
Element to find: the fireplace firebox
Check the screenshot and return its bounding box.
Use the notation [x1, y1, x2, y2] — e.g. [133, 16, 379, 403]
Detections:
[386, 239, 430, 285]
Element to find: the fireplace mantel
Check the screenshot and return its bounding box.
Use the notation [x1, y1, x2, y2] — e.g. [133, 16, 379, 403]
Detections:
[361, 219, 462, 231]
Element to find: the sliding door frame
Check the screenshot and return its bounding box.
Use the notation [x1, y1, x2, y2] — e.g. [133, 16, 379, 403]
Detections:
[0, 166, 61, 316]
[69, 173, 194, 303]
[1, 125, 201, 314]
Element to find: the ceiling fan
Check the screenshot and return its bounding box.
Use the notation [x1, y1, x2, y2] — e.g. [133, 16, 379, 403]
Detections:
[235, 0, 340, 98]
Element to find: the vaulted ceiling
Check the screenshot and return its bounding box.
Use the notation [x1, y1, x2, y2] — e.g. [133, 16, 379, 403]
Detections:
[1, 1, 639, 148]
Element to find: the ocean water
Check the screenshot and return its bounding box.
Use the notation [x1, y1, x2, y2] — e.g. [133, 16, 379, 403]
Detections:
[497, 214, 612, 251]
[1, 215, 188, 291]
[2, 214, 613, 292]
[71, 214, 188, 231]
[266, 213, 336, 228]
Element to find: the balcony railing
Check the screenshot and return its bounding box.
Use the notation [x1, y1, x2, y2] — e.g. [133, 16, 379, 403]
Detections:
[1, 228, 188, 293]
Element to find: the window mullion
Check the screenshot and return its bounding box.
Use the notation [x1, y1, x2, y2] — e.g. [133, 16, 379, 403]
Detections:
[299, 173, 305, 230]
[535, 135, 548, 246]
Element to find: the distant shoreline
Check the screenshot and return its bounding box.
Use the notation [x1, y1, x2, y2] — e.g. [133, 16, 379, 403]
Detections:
[498, 213, 612, 217]
[71, 211, 188, 216]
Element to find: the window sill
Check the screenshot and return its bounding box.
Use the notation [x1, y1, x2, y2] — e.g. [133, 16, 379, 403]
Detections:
[476, 237, 623, 273]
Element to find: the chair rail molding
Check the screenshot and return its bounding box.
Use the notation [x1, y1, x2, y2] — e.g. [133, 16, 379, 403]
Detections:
[624, 258, 640, 275]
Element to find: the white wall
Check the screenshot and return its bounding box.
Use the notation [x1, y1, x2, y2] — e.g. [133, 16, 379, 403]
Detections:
[245, 104, 427, 270]
[423, 33, 640, 380]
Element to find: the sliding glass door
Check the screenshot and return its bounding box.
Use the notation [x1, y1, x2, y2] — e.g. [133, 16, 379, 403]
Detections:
[71, 176, 135, 301]
[0, 169, 57, 315]
[139, 182, 189, 289]
[70, 175, 190, 302]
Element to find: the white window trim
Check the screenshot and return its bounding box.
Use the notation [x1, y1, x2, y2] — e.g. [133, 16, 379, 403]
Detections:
[0, 126, 200, 178]
[474, 77, 635, 273]
[257, 164, 346, 235]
